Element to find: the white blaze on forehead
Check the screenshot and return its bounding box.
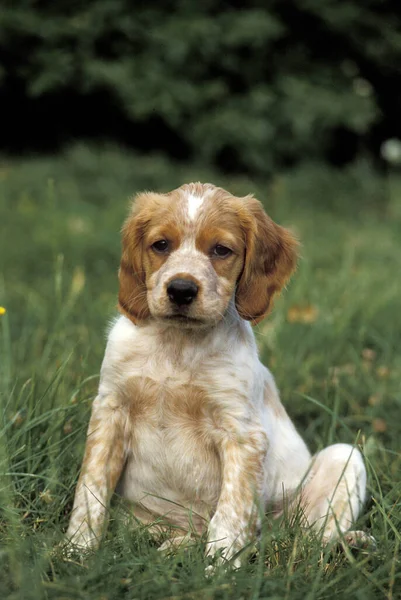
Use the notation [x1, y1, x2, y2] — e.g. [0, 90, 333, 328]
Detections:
[186, 192, 205, 220]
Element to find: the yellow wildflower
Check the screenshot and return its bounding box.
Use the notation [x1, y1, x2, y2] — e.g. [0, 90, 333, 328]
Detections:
[39, 490, 53, 505]
[0, 306, 6, 316]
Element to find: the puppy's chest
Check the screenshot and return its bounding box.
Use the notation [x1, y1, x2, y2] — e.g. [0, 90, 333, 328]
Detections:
[123, 361, 222, 452]
[117, 354, 250, 502]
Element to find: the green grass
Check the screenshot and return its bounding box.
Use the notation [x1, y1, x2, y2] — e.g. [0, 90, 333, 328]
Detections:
[0, 145, 400, 599]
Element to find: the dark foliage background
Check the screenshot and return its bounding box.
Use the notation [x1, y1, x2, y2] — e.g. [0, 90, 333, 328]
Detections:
[1, 0, 401, 175]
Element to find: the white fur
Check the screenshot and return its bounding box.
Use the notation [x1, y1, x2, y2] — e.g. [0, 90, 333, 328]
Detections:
[186, 192, 205, 220]
[185, 187, 214, 221]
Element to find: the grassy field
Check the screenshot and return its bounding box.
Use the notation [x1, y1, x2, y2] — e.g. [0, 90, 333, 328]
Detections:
[0, 145, 400, 599]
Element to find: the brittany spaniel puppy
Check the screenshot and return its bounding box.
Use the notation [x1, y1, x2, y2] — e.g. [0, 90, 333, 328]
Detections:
[66, 183, 371, 566]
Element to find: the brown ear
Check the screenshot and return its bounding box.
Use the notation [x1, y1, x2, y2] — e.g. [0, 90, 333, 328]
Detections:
[118, 197, 151, 324]
[236, 197, 298, 325]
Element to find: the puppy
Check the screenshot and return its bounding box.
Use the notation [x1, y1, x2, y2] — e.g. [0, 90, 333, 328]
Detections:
[66, 183, 371, 565]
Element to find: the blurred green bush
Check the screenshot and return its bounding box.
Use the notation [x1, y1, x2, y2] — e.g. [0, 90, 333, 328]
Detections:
[1, 1, 400, 174]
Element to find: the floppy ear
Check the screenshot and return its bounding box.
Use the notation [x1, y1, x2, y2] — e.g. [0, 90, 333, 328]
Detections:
[118, 197, 151, 324]
[236, 196, 298, 325]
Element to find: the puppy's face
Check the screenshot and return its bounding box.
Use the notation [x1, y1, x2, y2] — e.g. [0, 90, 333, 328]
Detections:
[119, 183, 298, 328]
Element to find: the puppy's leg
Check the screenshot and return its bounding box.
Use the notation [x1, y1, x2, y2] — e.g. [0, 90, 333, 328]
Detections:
[66, 394, 126, 550]
[207, 429, 268, 568]
[299, 443, 373, 546]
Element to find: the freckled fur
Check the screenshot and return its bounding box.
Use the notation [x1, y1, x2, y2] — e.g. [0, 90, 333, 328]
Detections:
[67, 183, 370, 564]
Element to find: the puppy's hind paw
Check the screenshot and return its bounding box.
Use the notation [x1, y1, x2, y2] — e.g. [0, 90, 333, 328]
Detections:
[341, 530, 377, 552]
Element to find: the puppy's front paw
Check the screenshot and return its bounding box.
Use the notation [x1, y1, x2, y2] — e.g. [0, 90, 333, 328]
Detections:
[61, 529, 99, 560]
[205, 537, 242, 574]
[52, 537, 93, 564]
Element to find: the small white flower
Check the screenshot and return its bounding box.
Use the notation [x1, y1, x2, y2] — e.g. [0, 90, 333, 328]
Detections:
[381, 138, 401, 164]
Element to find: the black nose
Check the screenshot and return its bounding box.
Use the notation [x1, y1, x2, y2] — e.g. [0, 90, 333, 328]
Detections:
[167, 278, 199, 306]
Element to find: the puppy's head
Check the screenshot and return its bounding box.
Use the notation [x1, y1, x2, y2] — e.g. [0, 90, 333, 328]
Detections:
[118, 183, 298, 328]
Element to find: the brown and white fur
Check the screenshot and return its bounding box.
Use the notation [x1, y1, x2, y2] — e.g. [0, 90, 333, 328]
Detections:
[66, 183, 372, 566]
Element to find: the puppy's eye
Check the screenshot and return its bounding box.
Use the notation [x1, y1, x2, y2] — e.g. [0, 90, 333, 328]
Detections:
[151, 239, 169, 254]
[212, 244, 232, 258]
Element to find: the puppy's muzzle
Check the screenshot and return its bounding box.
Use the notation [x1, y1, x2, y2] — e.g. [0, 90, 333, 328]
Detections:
[167, 278, 199, 306]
